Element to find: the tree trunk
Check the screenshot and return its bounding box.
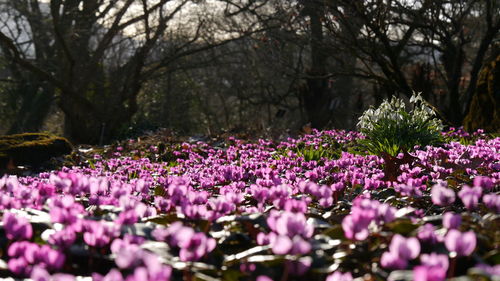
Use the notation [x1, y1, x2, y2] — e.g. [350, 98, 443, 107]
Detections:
[301, 0, 331, 129]
[8, 80, 55, 134]
[59, 85, 137, 144]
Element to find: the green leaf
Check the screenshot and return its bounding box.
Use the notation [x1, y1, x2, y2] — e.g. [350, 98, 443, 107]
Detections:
[386, 219, 420, 235]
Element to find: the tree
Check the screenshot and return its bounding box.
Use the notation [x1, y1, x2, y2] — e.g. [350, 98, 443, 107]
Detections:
[0, 0, 267, 143]
[323, 0, 500, 125]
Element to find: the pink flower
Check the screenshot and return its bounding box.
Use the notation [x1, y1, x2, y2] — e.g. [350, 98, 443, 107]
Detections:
[326, 271, 353, 281]
[389, 234, 420, 260]
[92, 269, 124, 281]
[417, 224, 439, 244]
[268, 211, 313, 238]
[2, 212, 33, 240]
[178, 232, 216, 262]
[381, 234, 420, 269]
[445, 230, 476, 256]
[473, 176, 493, 191]
[381, 250, 408, 269]
[420, 253, 449, 270]
[270, 235, 311, 255]
[458, 185, 482, 210]
[431, 184, 455, 206]
[413, 265, 447, 281]
[483, 194, 500, 213]
[442, 212, 461, 229]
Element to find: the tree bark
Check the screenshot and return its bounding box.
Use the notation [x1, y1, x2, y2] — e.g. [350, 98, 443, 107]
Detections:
[301, 0, 332, 129]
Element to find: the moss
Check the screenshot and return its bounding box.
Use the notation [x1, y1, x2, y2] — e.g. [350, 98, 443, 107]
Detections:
[0, 133, 73, 168]
[463, 54, 500, 132]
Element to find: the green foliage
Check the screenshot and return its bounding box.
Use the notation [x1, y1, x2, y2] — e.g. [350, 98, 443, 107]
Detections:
[294, 143, 341, 162]
[275, 136, 354, 162]
[358, 92, 443, 156]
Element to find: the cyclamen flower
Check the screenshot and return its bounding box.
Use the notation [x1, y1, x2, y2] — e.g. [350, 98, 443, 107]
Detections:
[342, 211, 372, 241]
[474, 264, 500, 277]
[31, 266, 76, 281]
[264, 211, 314, 255]
[381, 234, 420, 269]
[458, 185, 482, 209]
[473, 176, 493, 191]
[271, 234, 311, 255]
[326, 271, 353, 281]
[413, 265, 447, 281]
[267, 211, 314, 238]
[417, 224, 439, 244]
[92, 269, 124, 281]
[2, 212, 33, 240]
[391, 236, 421, 259]
[8, 242, 65, 276]
[152, 221, 194, 247]
[431, 184, 455, 206]
[178, 232, 216, 262]
[483, 194, 500, 213]
[342, 199, 395, 240]
[83, 221, 117, 247]
[442, 212, 461, 229]
[381, 250, 408, 270]
[420, 253, 449, 270]
[445, 230, 476, 256]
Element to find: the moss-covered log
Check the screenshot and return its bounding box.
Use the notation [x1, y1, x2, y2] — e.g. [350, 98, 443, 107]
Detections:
[0, 133, 73, 169]
[463, 54, 500, 132]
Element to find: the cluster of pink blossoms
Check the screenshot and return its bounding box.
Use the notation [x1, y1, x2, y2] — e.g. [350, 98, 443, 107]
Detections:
[0, 129, 496, 280]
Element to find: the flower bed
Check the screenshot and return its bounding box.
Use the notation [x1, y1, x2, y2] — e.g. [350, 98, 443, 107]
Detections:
[0, 129, 498, 281]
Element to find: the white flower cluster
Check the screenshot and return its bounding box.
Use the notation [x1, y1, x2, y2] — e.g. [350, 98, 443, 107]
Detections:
[357, 92, 443, 132]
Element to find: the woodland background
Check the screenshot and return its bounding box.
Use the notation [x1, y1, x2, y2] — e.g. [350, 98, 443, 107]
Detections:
[0, 0, 498, 144]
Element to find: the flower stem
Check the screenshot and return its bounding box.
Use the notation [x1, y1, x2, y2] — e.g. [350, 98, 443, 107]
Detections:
[448, 257, 457, 278]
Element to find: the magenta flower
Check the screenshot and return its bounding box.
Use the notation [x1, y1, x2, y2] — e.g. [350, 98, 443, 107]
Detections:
[442, 212, 461, 229]
[473, 176, 493, 191]
[92, 269, 124, 281]
[114, 244, 142, 269]
[420, 253, 449, 270]
[381, 250, 409, 269]
[267, 211, 313, 238]
[270, 235, 311, 255]
[389, 234, 420, 260]
[48, 228, 76, 249]
[381, 234, 420, 269]
[475, 264, 500, 277]
[153, 221, 195, 248]
[413, 265, 447, 281]
[326, 271, 353, 281]
[7, 242, 65, 276]
[445, 230, 476, 256]
[342, 199, 395, 240]
[483, 194, 500, 213]
[83, 221, 116, 247]
[39, 245, 66, 270]
[178, 232, 216, 262]
[417, 224, 439, 244]
[2, 212, 33, 240]
[8, 257, 29, 276]
[458, 185, 482, 209]
[431, 184, 455, 206]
